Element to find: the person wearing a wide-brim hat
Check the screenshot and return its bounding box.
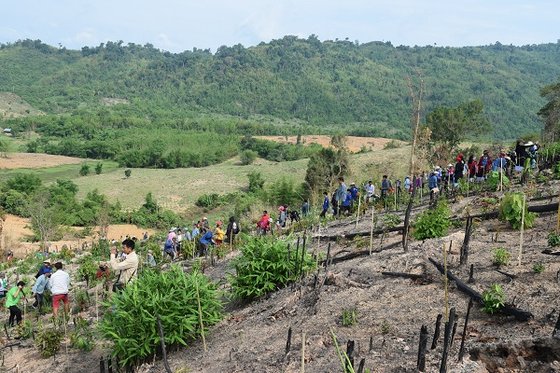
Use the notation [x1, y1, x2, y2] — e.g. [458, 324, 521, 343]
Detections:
[35, 259, 52, 279]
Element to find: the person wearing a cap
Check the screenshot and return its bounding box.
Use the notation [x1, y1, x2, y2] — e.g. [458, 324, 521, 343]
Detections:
[35, 259, 52, 279]
[6, 280, 26, 326]
[32, 270, 51, 313]
[48, 262, 70, 318]
[110, 238, 139, 292]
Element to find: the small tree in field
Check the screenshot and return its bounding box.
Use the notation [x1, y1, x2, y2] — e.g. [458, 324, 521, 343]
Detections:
[95, 162, 103, 175]
[79, 163, 90, 176]
[124, 169, 131, 178]
[239, 150, 257, 165]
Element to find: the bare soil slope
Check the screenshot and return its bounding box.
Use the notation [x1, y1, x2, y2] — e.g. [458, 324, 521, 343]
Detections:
[0, 153, 84, 169]
[255, 135, 403, 153]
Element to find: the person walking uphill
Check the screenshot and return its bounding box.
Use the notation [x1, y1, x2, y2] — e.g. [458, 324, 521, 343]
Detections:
[6, 281, 26, 327]
[109, 238, 139, 293]
[320, 192, 330, 217]
[49, 262, 70, 319]
[334, 177, 347, 217]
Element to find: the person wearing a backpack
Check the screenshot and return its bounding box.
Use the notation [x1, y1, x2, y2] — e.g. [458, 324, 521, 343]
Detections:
[226, 216, 240, 244]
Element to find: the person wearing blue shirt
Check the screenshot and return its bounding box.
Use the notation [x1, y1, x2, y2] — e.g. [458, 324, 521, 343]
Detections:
[191, 223, 200, 241]
[334, 177, 347, 217]
[341, 190, 352, 215]
[429, 172, 439, 203]
[198, 228, 214, 257]
[32, 272, 51, 313]
[320, 192, 330, 217]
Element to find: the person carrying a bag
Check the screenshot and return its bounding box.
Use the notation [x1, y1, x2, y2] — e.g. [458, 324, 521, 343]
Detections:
[109, 238, 139, 293]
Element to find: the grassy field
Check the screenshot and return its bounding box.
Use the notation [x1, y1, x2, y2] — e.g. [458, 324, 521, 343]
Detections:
[1, 143, 414, 218]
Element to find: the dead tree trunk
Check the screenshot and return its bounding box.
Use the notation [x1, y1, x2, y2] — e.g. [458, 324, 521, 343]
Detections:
[460, 217, 473, 266]
[429, 258, 533, 321]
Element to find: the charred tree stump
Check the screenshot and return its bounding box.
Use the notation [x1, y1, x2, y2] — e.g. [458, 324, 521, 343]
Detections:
[431, 314, 443, 350]
[369, 336, 373, 352]
[100, 358, 106, 373]
[458, 299, 473, 362]
[460, 217, 473, 266]
[107, 358, 113, 373]
[357, 358, 365, 373]
[325, 242, 331, 269]
[439, 307, 456, 373]
[468, 264, 475, 284]
[320, 242, 401, 266]
[417, 325, 429, 372]
[553, 313, 560, 338]
[285, 327, 292, 354]
[495, 269, 517, 281]
[346, 340, 355, 372]
[429, 258, 533, 321]
[450, 320, 458, 348]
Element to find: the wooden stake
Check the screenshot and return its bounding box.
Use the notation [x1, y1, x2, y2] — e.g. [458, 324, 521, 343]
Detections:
[556, 191, 560, 233]
[300, 331, 306, 373]
[356, 198, 362, 229]
[443, 242, 449, 322]
[369, 208, 375, 256]
[431, 314, 442, 350]
[518, 193, 526, 266]
[285, 327, 292, 355]
[195, 280, 207, 352]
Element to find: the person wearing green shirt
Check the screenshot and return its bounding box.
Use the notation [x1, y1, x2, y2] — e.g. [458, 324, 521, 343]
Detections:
[6, 281, 26, 327]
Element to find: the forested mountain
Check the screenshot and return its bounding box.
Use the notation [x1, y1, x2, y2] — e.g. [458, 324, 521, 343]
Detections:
[1, 37, 560, 141]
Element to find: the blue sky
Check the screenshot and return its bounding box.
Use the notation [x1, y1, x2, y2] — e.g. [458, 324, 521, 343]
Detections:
[1, 0, 558, 52]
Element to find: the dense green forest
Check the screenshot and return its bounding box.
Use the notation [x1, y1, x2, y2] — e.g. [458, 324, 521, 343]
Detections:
[1, 37, 559, 166]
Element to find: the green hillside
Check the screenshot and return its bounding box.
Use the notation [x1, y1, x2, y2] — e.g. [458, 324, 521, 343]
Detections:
[0, 37, 559, 164]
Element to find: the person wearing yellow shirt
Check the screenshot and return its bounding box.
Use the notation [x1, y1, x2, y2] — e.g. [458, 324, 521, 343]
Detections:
[214, 221, 225, 245]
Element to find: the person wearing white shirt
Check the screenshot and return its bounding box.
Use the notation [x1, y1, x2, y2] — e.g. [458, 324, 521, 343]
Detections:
[48, 262, 70, 318]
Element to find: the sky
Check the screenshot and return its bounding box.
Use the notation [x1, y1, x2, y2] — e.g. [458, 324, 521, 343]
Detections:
[1, 0, 558, 53]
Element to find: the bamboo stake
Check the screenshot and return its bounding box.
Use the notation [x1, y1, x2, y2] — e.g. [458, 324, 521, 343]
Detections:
[443, 241, 449, 322]
[195, 280, 207, 352]
[556, 190, 560, 233]
[95, 286, 99, 323]
[369, 208, 375, 256]
[355, 197, 361, 229]
[300, 331, 306, 373]
[518, 194, 526, 266]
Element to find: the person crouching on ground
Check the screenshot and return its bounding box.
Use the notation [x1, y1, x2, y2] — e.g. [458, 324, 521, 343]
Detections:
[6, 281, 26, 327]
[48, 262, 70, 319]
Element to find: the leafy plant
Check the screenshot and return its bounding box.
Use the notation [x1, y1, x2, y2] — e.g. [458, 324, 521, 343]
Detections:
[77, 256, 98, 286]
[486, 171, 510, 190]
[380, 320, 391, 334]
[95, 162, 103, 175]
[124, 169, 132, 178]
[15, 319, 34, 340]
[492, 247, 511, 267]
[79, 163, 90, 176]
[412, 201, 451, 240]
[70, 316, 94, 351]
[533, 262, 545, 274]
[341, 308, 357, 327]
[482, 284, 506, 314]
[383, 213, 401, 228]
[35, 327, 63, 357]
[498, 192, 536, 230]
[239, 149, 258, 165]
[73, 289, 90, 312]
[195, 193, 221, 208]
[229, 236, 316, 299]
[548, 232, 560, 247]
[100, 266, 222, 367]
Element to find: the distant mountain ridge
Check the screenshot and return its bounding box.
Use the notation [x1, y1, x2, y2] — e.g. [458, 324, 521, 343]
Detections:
[1, 37, 559, 139]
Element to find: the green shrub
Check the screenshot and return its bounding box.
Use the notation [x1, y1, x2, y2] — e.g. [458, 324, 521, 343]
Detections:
[229, 236, 316, 299]
[100, 266, 222, 367]
[482, 284, 505, 314]
[70, 317, 94, 351]
[247, 171, 265, 193]
[498, 192, 536, 230]
[35, 327, 62, 357]
[486, 171, 510, 190]
[195, 193, 221, 208]
[95, 162, 103, 175]
[341, 308, 357, 327]
[492, 247, 510, 267]
[15, 319, 34, 340]
[124, 169, 131, 178]
[79, 163, 90, 176]
[239, 149, 258, 165]
[548, 232, 560, 247]
[533, 262, 545, 274]
[412, 201, 451, 240]
[77, 256, 98, 286]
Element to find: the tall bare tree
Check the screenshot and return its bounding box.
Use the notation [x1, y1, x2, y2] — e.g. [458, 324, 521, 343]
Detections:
[27, 193, 59, 251]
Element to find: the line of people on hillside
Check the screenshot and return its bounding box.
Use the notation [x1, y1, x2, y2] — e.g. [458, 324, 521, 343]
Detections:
[162, 216, 241, 260]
